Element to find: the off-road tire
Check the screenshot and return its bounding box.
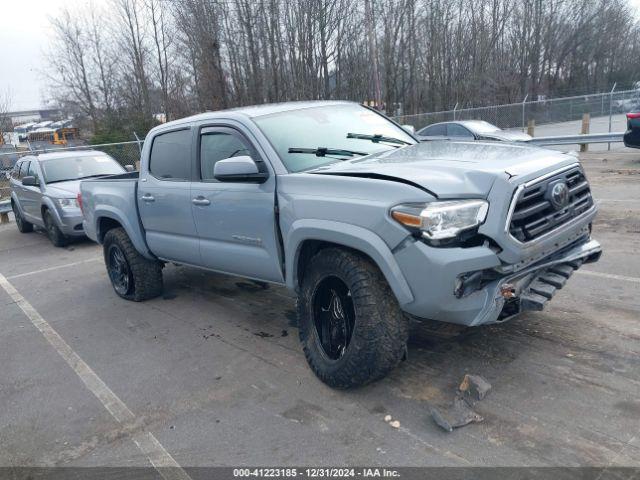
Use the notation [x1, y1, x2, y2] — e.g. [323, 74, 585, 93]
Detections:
[43, 209, 68, 247]
[297, 248, 409, 388]
[103, 227, 163, 301]
[12, 203, 33, 233]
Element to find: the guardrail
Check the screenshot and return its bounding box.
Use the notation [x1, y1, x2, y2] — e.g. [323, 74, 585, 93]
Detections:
[0, 199, 11, 225]
[530, 132, 624, 146]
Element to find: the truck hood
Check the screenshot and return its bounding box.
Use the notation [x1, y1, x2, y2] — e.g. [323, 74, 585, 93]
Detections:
[45, 180, 82, 198]
[310, 141, 575, 198]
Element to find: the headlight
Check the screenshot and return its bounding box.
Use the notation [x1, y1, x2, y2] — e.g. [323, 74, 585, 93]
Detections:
[391, 200, 489, 240]
[57, 198, 80, 210]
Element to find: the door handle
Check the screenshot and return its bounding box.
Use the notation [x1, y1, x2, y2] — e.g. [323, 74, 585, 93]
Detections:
[141, 194, 155, 202]
[192, 196, 211, 206]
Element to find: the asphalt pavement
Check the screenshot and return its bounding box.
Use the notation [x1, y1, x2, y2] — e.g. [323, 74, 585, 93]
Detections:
[0, 151, 639, 471]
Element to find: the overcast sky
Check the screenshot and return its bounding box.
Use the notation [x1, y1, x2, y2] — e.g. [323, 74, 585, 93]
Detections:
[0, 0, 107, 111]
[2, 0, 640, 112]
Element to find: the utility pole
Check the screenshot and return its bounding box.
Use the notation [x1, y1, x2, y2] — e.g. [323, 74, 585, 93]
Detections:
[364, 0, 382, 110]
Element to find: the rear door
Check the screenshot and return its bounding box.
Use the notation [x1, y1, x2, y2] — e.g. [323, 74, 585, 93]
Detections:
[14, 160, 38, 221]
[137, 127, 200, 265]
[190, 125, 284, 283]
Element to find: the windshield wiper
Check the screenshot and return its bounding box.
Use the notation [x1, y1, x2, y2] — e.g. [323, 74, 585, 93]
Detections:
[46, 174, 107, 184]
[79, 174, 113, 179]
[346, 132, 412, 146]
[288, 147, 367, 157]
[46, 178, 79, 184]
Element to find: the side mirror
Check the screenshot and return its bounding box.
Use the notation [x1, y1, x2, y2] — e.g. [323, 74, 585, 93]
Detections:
[401, 124, 415, 134]
[125, 164, 135, 172]
[213, 156, 268, 183]
[22, 176, 38, 186]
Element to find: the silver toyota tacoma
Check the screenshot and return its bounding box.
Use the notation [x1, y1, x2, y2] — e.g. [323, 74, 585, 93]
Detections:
[10, 150, 126, 246]
[79, 101, 602, 388]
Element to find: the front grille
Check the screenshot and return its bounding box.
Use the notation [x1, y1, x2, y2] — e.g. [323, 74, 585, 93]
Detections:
[508, 167, 593, 242]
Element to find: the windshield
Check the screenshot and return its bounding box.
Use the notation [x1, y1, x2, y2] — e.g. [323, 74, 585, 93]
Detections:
[41, 155, 125, 183]
[467, 121, 501, 134]
[252, 104, 417, 172]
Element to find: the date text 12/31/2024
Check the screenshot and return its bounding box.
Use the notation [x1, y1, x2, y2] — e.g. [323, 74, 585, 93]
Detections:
[233, 468, 400, 478]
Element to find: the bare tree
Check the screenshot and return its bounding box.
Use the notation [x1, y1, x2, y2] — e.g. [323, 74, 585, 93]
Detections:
[46, 9, 99, 130]
[113, 0, 152, 119]
[146, 0, 171, 120]
[0, 88, 12, 133]
[44, 0, 640, 135]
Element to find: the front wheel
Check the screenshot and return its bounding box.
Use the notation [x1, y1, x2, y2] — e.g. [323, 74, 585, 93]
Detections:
[43, 209, 68, 247]
[103, 227, 163, 301]
[297, 248, 409, 389]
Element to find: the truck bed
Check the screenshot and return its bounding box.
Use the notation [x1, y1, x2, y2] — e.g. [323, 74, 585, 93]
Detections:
[80, 172, 152, 258]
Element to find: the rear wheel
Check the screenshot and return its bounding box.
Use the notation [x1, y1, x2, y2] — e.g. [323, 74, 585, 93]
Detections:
[297, 248, 409, 389]
[43, 209, 68, 247]
[103, 227, 163, 301]
[12, 203, 33, 233]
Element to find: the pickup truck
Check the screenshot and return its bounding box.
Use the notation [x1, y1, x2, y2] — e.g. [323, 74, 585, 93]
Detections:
[80, 101, 602, 388]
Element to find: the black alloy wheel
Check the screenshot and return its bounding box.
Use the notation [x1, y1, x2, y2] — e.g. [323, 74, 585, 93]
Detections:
[107, 244, 133, 296]
[312, 275, 356, 361]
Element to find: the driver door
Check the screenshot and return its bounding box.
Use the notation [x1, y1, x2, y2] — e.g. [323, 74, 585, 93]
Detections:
[190, 126, 284, 283]
[21, 161, 43, 220]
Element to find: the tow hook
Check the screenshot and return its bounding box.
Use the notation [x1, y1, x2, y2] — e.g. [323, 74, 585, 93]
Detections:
[500, 283, 516, 299]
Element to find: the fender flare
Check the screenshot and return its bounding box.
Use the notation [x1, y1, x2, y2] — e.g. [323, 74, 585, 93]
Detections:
[285, 219, 414, 306]
[41, 197, 64, 226]
[94, 206, 154, 260]
[10, 191, 24, 215]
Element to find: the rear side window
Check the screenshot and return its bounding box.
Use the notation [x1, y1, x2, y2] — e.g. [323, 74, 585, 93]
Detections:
[149, 129, 192, 180]
[419, 124, 446, 136]
[447, 124, 474, 138]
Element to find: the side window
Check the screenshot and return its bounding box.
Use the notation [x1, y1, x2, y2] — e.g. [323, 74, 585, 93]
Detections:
[447, 124, 474, 138]
[27, 161, 40, 183]
[420, 124, 446, 136]
[199, 131, 253, 181]
[149, 129, 192, 180]
[19, 161, 30, 179]
[12, 162, 22, 179]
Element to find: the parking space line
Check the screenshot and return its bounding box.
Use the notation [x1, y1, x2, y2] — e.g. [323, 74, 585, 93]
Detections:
[0, 273, 192, 480]
[577, 270, 640, 284]
[6, 257, 102, 280]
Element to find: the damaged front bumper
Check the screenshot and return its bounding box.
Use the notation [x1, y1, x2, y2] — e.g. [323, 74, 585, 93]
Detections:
[494, 238, 601, 320]
[464, 237, 602, 326]
[395, 236, 602, 327]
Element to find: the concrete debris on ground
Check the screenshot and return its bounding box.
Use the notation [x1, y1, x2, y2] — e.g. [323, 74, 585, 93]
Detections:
[431, 374, 491, 432]
[459, 373, 492, 403]
[384, 415, 401, 429]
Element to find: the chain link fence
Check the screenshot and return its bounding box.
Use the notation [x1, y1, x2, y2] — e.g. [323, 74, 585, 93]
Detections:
[0, 140, 143, 200]
[393, 88, 640, 132]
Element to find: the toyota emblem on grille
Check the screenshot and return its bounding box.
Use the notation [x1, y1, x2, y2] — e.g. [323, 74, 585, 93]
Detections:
[549, 182, 569, 210]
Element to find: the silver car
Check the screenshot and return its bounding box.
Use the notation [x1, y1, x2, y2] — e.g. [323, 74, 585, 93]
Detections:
[417, 120, 532, 142]
[10, 150, 126, 247]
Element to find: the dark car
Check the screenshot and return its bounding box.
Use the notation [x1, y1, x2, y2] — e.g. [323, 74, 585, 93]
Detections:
[417, 120, 532, 143]
[623, 113, 640, 148]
